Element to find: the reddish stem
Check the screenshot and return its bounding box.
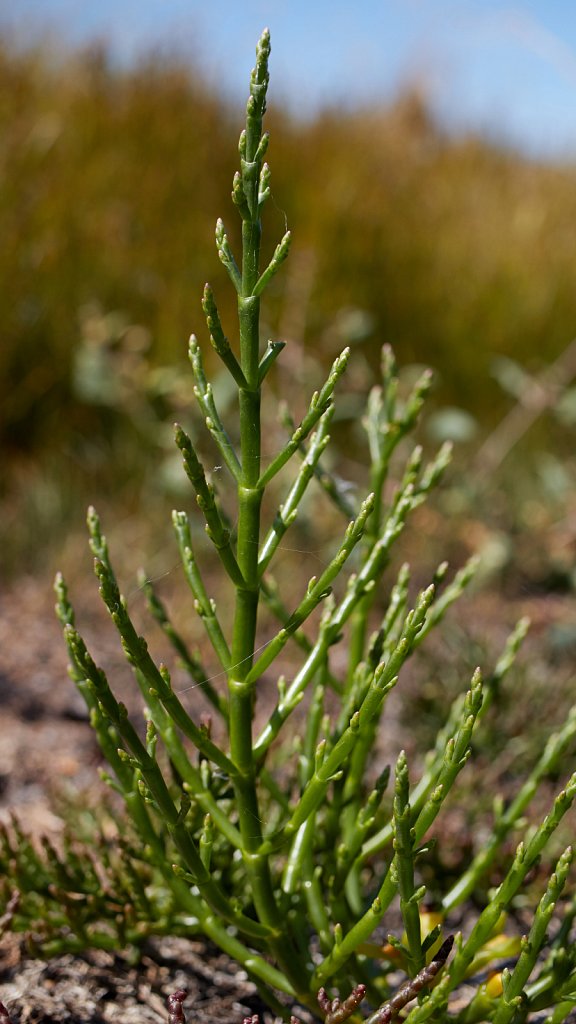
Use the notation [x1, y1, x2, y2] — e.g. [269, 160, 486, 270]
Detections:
[168, 989, 188, 1023]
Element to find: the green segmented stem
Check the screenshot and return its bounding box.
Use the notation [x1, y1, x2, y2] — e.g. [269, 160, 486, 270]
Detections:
[393, 751, 425, 975]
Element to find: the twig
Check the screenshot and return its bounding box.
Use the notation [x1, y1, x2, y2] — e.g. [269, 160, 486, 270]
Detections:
[365, 936, 454, 1024]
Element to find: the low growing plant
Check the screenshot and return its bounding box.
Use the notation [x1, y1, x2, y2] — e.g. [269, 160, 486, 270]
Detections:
[3, 29, 576, 1024]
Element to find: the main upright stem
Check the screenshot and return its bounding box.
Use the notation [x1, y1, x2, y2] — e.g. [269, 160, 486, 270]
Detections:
[225, 35, 311, 995]
[228, 35, 266, 845]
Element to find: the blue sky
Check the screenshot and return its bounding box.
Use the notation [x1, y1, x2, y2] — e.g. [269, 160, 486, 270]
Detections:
[3, 1, 576, 158]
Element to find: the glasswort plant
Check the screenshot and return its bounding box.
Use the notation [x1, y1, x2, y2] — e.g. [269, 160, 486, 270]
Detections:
[2, 28, 576, 1024]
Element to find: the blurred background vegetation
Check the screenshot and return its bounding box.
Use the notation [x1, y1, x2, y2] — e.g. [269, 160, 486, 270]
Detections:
[2, 36, 576, 590]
